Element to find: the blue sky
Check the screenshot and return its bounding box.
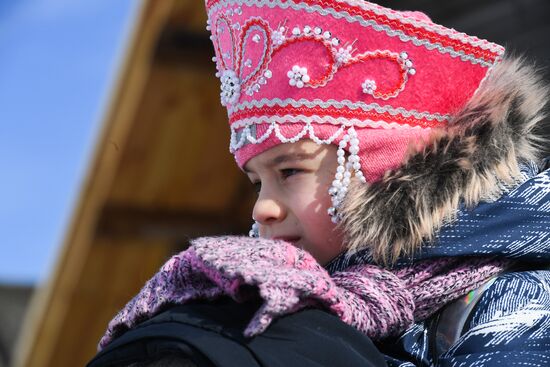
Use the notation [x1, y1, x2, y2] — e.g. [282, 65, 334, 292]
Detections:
[0, 0, 139, 284]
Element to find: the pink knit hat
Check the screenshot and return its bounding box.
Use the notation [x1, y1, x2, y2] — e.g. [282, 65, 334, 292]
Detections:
[204, 0, 504, 219]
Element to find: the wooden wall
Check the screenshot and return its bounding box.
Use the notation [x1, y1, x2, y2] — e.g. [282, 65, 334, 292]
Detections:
[13, 0, 256, 366]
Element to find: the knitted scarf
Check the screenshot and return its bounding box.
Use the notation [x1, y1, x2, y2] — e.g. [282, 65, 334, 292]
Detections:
[98, 236, 509, 350]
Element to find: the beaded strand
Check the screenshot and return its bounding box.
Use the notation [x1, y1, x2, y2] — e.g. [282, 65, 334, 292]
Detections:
[328, 127, 366, 223]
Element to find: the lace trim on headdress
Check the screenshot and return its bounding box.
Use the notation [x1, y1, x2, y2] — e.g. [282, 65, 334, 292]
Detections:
[230, 118, 431, 152]
[231, 98, 452, 122]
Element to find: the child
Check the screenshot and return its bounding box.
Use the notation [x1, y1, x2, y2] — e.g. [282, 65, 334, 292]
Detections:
[94, 0, 550, 365]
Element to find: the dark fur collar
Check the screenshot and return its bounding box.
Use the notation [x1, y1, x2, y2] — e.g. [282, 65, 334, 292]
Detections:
[340, 57, 549, 265]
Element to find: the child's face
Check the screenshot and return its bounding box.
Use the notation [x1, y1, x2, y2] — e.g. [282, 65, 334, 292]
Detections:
[244, 139, 344, 265]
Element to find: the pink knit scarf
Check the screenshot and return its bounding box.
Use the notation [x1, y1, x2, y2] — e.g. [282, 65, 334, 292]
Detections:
[98, 236, 509, 350]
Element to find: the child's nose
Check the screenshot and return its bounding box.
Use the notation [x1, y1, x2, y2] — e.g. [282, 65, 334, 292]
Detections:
[252, 196, 287, 225]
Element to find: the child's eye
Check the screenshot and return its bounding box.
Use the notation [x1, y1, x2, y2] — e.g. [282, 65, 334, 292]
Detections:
[252, 181, 261, 193]
[280, 168, 301, 179]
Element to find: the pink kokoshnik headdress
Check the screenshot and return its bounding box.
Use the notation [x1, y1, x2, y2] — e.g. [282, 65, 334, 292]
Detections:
[205, 0, 504, 222]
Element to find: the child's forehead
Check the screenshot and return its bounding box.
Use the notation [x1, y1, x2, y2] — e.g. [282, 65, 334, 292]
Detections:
[243, 140, 334, 172]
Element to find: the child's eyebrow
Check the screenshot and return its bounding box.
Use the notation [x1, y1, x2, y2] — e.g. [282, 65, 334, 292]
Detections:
[269, 153, 311, 166]
[243, 153, 311, 173]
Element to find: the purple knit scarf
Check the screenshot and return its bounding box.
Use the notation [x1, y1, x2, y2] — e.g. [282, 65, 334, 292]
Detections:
[98, 236, 509, 350]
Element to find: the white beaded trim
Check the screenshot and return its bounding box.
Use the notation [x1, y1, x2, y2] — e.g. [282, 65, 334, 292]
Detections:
[220, 70, 241, 106]
[287, 65, 311, 88]
[249, 221, 259, 237]
[335, 45, 353, 64]
[230, 117, 428, 149]
[328, 126, 366, 223]
[361, 79, 377, 95]
[272, 26, 286, 45]
[231, 120, 346, 152]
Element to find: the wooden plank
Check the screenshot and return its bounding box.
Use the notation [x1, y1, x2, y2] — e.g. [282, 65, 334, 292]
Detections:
[95, 205, 248, 240]
[167, 0, 209, 33]
[107, 64, 244, 212]
[12, 1, 177, 366]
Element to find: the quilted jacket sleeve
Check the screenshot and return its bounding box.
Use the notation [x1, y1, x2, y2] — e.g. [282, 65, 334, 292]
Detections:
[438, 270, 550, 366]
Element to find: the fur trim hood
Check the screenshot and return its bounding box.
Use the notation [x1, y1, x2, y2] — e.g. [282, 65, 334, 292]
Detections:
[340, 57, 549, 265]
